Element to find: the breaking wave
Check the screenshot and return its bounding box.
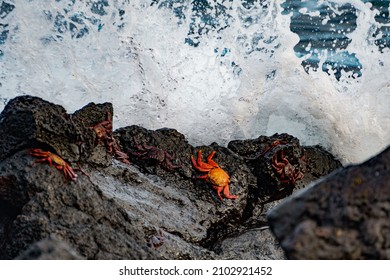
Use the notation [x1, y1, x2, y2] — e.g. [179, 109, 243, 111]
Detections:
[0, 0, 389, 164]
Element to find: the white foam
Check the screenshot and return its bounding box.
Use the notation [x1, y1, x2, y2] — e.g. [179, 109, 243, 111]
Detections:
[0, 0, 389, 164]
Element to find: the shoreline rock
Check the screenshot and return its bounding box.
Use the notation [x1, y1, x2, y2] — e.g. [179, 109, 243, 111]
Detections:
[268, 145, 390, 259]
[0, 95, 342, 259]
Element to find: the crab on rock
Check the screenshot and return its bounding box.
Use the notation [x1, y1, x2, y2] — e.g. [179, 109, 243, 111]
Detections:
[130, 143, 180, 171]
[89, 112, 130, 164]
[30, 149, 77, 181]
[272, 149, 303, 187]
[191, 150, 238, 201]
[147, 228, 165, 249]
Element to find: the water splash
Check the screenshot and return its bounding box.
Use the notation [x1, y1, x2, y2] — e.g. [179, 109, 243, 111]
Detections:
[0, 0, 389, 164]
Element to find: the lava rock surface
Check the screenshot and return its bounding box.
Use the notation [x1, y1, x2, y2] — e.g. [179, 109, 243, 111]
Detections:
[0, 95, 342, 259]
[268, 146, 390, 259]
[15, 235, 83, 260]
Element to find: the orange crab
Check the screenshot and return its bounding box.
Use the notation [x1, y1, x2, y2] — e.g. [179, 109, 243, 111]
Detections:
[30, 149, 77, 181]
[191, 150, 238, 201]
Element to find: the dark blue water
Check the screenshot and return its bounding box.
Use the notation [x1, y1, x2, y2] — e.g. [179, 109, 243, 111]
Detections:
[150, 0, 390, 79]
[282, 0, 389, 78]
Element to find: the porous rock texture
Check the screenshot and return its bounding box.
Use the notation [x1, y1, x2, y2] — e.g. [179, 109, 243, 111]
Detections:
[0, 95, 341, 260]
[268, 146, 390, 259]
[15, 235, 83, 260]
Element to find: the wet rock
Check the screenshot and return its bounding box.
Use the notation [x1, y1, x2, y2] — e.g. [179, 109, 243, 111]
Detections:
[0, 150, 153, 259]
[114, 125, 192, 178]
[229, 133, 305, 198]
[71, 102, 114, 166]
[228, 134, 341, 220]
[267, 146, 390, 259]
[0, 95, 340, 259]
[213, 226, 285, 260]
[114, 126, 251, 250]
[303, 145, 343, 183]
[15, 235, 83, 260]
[0, 95, 84, 162]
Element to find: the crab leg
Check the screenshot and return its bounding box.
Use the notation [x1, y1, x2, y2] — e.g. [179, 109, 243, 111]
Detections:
[196, 174, 208, 180]
[206, 151, 220, 168]
[222, 185, 238, 199]
[191, 150, 215, 171]
[191, 156, 212, 172]
[33, 157, 53, 165]
[213, 186, 224, 201]
[55, 165, 77, 181]
[196, 150, 203, 166]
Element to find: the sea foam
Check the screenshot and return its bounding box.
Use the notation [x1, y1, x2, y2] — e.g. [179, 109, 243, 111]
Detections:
[0, 0, 389, 164]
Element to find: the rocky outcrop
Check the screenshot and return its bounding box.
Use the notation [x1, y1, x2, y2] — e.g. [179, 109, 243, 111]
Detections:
[228, 134, 341, 220]
[0, 95, 341, 259]
[0, 149, 152, 259]
[268, 146, 390, 259]
[0, 96, 84, 163]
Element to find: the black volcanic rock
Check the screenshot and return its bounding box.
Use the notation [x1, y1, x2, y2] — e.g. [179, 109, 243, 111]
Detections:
[228, 134, 342, 220]
[114, 125, 193, 178]
[268, 146, 390, 259]
[0, 96, 83, 162]
[15, 235, 83, 260]
[0, 149, 152, 259]
[0, 95, 342, 259]
[229, 134, 305, 198]
[71, 101, 114, 166]
[114, 126, 251, 249]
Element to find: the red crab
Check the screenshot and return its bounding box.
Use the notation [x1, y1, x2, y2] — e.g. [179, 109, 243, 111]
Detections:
[30, 149, 77, 181]
[272, 149, 304, 186]
[191, 150, 237, 201]
[89, 112, 114, 150]
[130, 143, 180, 171]
[261, 140, 287, 156]
[89, 112, 130, 164]
[112, 148, 131, 165]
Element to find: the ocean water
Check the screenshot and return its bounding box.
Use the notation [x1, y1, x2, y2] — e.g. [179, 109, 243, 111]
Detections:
[0, 0, 389, 164]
